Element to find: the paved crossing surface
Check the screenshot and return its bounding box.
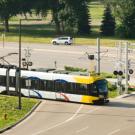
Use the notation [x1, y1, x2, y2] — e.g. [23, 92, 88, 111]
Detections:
[2, 95, 135, 135]
[1, 42, 134, 73]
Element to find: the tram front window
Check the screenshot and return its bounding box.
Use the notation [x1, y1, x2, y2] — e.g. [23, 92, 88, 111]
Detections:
[95, 80, 108, 93]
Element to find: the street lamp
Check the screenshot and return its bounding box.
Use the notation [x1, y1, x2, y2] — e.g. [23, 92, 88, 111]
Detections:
[18, 19, 42, 109]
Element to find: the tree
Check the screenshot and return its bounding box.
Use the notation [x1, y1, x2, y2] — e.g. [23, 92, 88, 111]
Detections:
[57, 0, 78, 34]
[104, 0, 135, 38]
[0, 0, 36, 32]
[75, 0, 91, 34]
[100, 5, 116, 36]
[0, 0, 20, 32]
[0, 0, 91, 35]
[56, 0, 91, 34]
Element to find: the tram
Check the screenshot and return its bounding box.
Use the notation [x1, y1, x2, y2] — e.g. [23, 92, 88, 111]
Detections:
[0, 67, 109, 104]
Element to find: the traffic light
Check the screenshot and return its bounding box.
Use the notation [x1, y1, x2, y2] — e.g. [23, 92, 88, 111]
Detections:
[113, 70, 123, 76]
[88, 55, 94, 60]
[129, 69, 133, 74]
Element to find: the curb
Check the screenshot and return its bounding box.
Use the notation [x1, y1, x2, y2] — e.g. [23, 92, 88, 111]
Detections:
[0, 100, 42, 134]
[116, 92, 135, 99]
[110, 92, 135, 100]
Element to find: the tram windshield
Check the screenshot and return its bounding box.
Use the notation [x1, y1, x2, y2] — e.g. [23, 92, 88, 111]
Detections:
[95, 79, 108, 93]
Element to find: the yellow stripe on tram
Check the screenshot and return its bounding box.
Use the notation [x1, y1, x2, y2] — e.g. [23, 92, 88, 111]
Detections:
[81, 95, 99, 104]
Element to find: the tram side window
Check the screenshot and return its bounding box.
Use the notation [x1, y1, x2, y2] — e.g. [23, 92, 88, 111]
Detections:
[36, 80, 46, 91]
[66, 83, 88, 95]
[66, 83, 76, 94]
[22, 79, 48, 91]
[29, 80, 41, 90]
[55, 82, 66, 92]
[21, 78, 26, 88]
[29, 80, 41, 89]
[0, 76, 6, 86]
[88, 84, 98, 96]
[40, 80, 46, 90]
[46, 80, 54, 91]
[76, 83, 88, 95]
[9, 77, 16, 87]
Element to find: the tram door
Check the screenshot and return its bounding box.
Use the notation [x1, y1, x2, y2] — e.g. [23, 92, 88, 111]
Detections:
[55, 80, 66, 100]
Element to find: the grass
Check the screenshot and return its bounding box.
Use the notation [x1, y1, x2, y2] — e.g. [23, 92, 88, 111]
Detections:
[108, 90, 118, 98]
[0, 1, 135, 46]
[0, 95, 39, 130]
[89, 2, 104, 25]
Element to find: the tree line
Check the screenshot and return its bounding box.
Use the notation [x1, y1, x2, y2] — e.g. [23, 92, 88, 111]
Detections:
[0, 0, 135, 38]
[0, 0, 90, 35]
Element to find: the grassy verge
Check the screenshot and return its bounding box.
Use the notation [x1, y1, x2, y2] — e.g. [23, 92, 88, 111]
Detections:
[108, 90, 117, 98]
[0, 95, 39, 130]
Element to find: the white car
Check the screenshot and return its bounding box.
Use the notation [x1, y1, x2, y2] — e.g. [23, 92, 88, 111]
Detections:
[51, 37, 73, 45]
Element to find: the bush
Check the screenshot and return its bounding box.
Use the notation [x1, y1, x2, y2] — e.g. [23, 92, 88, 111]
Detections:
[108, 82, 117, 91]
[64, 66, 87, 72]
[116, 24, 135, 38]
[100, 72, 116, 78]
[116, 25, 128, 38]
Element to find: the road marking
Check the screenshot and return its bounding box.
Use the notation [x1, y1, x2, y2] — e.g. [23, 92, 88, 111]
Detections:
[1, 46, 135, 59]
[33, 104, 83, 135]
[107, 129, 121, 135]
[33, 105, 101, 135]
[75, 107, 102, 119]
[65, 104, 83, 122]
[76, 126, 88, 133]
[35, 48, 83, 55]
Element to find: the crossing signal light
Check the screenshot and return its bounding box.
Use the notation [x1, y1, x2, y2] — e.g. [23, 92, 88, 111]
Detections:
[88, 55, 94, 60]
[113, 70, 123, 76]
[129, 69, 133, 74]
[113, 71, 118, 75]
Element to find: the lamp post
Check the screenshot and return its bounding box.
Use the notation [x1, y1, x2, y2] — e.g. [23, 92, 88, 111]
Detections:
[18, 19, 42, 109]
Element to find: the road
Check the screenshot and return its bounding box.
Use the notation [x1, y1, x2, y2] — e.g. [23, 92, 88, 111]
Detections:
[0, 42, 135, 74]
[2, 94, 135, 135]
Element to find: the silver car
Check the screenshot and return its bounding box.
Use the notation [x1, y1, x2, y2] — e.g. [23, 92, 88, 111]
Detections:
[51, 37, 73, 45]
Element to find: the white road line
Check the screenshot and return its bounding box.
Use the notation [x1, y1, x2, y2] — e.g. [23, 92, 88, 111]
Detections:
[76, 126, 89, 133]
[35, 49, 83, 55]
[33, 104, 83, 135]
[65, 104, 83, 122]
[107, 129, 121, 135]
[33, 106, 101, 135]
[75, 107, 102, 119]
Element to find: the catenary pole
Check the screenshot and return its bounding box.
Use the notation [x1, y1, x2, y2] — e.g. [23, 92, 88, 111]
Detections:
[125, 42, 129, 94]
[97, 38, 100, 75]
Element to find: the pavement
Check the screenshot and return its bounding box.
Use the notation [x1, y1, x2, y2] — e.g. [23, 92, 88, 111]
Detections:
[0, 42, 135, 134]
[2, 94, 135, 135]
[1, 41, 134, 73]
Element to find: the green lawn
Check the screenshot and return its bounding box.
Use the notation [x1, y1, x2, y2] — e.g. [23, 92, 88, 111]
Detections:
[0, 95, 39, 130]
[108, 90, 118, 98]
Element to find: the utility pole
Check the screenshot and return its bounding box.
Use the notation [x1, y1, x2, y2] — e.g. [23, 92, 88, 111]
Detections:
[96, 38, 100, 75]
[18, 19, 22, 110]
[18, 19, 42, 110]
[117, 42, 123, 95]
[125, 42, 129, 94]
[6, 66, 10, 95]
[2, 33, 5, 48]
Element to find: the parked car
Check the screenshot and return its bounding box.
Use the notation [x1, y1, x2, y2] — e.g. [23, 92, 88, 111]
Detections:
[51, 36, 73, 45]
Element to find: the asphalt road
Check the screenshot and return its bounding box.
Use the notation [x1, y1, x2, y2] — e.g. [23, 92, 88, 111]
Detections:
[1, 42, 135, 73]
[2, 95, 135, 135]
